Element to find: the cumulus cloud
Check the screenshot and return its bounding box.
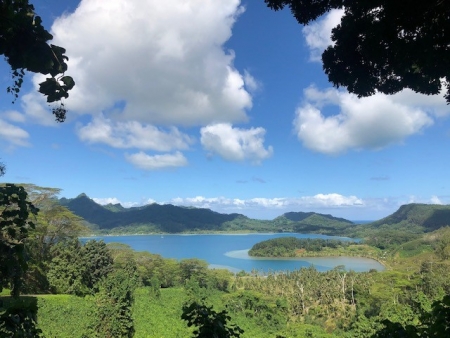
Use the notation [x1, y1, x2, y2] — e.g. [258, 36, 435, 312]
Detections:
[430, 196, 443, 205]
[125, 151, 188, 170]
[200, 123, 273, 163]
[93, 197, 122, 205]
[298, 8, 450, 155]
[170, 193, 364, 211]
[302, 9, 344, 61]
[293, 86, 434, 154]
[77, 115, 193, 151]
[93, 197, 141, 208]
[28, 0, 253, 126]
[0, 119, 30, 147]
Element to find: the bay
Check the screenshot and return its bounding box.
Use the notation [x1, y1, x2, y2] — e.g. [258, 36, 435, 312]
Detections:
[86, 233, 385, 273]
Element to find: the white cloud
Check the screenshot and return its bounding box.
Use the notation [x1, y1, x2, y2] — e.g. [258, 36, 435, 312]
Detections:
[298, 7, 450, 154]
[93, 197, 122, 205]
[30, 0, 252, 126]
[302, 9, 344, 61]
[2, 110, 26, 123]
[21, 92, 58, 126]
[69, 193, 450, 220]
[93, 197, 141, 208]
[293, 86, 434, 154]
[243, 70, 261, 93]
[401, 195, 449, 206]
[430, 196, 443, 205]
[77, 115, 193, 151]
[0, 119, 30, 147]
[170, 193, 364, 211]
[200, 123, 273, 163]
[125, 151, 188, 170]
[312, 193, 364, 206]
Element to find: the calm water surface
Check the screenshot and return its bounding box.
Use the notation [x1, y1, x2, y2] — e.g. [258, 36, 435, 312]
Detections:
[86, 233, 384, 273]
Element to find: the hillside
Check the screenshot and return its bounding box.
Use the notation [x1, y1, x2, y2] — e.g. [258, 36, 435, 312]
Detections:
[272, 211, 355, 234]
[59, 193, 247, 233]
[363, 203, 450, 233]
[58, 194, 356, 234]
[59, 195, 450, 236]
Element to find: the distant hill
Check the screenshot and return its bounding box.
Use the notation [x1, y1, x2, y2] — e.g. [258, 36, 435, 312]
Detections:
[59, 194, 356, 234]
[272, 212, 355, 234]
[57, 194, 450, 236]
[59, 193, 247, 233]
[366, 203, 450, 233]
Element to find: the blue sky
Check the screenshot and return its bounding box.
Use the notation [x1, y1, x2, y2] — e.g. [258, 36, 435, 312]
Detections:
[1, 0, 449, 220]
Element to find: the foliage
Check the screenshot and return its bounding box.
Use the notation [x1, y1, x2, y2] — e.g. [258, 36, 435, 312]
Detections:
[93, 269, 137, 338]
[363, 230, 421, 251]
[233, 266, 375, 332]
[249, 237, 357, 257]
[373, 294, 450, 337]
[181, 300, 244, 338]
[0, 296, 42, 337]
[223, 290, 288, 331]
[363, 204, 450, 234]
[148, 276, 161, 299]
[107, 243, 181, 287]
[3, 191, 450, 336]
[21, 185, 89, 293]
[180, 258, 209, 286]
[0, 0, 74, 121]
[47, 239, 113, 295]
[0, 184, 38, 297]
[35, 294, 95, 338]
[434, 227, 450, 260]
[265, 0, 450, 103]
[133, 287, 190, 338]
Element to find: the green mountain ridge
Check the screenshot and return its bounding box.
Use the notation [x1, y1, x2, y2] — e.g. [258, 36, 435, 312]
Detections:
[59, 194, 247, 233]
[367, 203, 450, 233]
[59, 194, 450, 236]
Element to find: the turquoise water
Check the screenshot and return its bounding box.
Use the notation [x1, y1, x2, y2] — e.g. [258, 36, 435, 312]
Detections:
[85, 233, 384, 273]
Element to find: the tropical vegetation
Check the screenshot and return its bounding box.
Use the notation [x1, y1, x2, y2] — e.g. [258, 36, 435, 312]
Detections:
[1, 184, 450, 337]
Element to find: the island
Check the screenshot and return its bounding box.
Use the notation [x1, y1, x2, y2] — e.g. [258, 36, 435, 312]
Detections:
[248, 236, 381, 259]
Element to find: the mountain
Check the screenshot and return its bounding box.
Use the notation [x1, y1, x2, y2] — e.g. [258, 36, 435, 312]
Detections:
[59, 194, 247, 232]
[366, 203, 450, 233]
[272, 212, 355, 234]
[59, 194, 358, 234]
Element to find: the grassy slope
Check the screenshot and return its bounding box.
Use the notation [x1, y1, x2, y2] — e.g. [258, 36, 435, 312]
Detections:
[37, 295, 95, 337]
[1, 287, 335, 337]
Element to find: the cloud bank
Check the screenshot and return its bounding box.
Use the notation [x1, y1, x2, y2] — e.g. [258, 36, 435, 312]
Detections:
[294, 86, 435, 154]
[77, 115, 193, 152]
[200, 123, 273, 164]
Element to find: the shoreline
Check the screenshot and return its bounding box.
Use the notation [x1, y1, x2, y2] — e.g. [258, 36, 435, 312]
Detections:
[81, 231, 358, 239]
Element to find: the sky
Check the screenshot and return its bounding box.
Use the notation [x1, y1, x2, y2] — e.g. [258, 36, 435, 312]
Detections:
[1, 0, 449, 221]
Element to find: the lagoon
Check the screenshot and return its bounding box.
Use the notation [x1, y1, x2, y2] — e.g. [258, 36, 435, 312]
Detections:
[87, 233, 384, 273]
